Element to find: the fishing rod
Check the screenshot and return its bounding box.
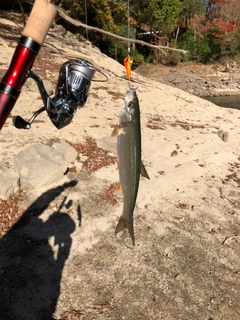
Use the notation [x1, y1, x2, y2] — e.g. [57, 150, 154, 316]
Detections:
[0, 0, 105, 131]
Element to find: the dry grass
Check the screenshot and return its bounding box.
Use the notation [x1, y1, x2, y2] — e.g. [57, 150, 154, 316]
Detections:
[0, 189, 25, 238]
[67, 137, 116, 173]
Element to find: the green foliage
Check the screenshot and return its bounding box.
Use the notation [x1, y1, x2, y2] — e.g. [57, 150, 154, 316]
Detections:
[206, 30, 222, 60]
[94, 24, 129, 64]
[178, 0, 240, 62]
[96, 24, 146, 69]
[178, 30, 212, 62]
[132, 52, 145, 69]
[56, 0, 125, 34]
[132, 0, 180, 32]
[179, 0, 205, 22]
[3, 0, 240, 65]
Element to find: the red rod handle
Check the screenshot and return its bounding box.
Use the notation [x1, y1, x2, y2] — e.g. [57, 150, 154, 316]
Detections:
[0, 0, 56, 130]
[0, 37, 40, 129]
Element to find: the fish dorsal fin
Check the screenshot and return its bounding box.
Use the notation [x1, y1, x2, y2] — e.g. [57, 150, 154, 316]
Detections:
[141, 161, 150, 180]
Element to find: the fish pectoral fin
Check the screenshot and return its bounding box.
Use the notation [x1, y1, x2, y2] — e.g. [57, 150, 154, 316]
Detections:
[115, 216, 135, 246]
[114, 183, 122, 194]
[111, 126, 122, 137]
[141, 161, 150, 180]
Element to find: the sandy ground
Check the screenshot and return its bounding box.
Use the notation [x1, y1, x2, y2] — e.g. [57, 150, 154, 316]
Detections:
[1, 12, 240, 320]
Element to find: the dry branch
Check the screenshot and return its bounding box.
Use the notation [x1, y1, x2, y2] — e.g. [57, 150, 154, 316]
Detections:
[55, 6, 188, 55]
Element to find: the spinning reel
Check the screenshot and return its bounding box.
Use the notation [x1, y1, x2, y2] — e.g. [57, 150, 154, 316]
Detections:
[13, 59, 106, 130]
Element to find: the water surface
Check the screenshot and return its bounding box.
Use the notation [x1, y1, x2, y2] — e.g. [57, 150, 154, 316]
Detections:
[203, 95, 240, 110]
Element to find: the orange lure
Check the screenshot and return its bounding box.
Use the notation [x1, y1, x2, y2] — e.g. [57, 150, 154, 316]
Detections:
[124, 55, 132, 78]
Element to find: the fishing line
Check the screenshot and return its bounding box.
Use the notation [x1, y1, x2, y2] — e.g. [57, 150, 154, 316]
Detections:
[84, 0, 88, 41]
[124, 0, 133, 88]
[127, 0, 130, 54]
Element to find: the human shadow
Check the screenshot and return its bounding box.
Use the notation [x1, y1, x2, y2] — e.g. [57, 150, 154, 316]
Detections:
[0, 180, 78, 320]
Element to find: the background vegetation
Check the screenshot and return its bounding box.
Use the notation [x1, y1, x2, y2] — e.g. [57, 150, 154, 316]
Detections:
[1, 0, 240, 66]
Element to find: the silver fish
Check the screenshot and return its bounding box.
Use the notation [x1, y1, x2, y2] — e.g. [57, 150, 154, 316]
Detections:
[112, 88, 150, 245]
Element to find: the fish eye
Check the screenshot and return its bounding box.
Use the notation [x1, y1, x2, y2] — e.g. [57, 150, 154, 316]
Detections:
[128, 102, 134, 108]
[127, 102, 135, 113]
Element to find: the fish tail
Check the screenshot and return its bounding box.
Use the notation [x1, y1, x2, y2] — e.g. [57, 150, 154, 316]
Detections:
[115, 216, 135, 246]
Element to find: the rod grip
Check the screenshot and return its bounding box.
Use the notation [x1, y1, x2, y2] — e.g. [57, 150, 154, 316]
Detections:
[22, 0, 57, 45]
[0, 0, 57, 130]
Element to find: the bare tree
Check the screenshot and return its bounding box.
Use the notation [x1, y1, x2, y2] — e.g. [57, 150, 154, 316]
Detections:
[55, 6, 187, 55]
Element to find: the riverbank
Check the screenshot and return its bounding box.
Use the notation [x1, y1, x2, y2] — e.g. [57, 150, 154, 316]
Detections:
[1, 11, 240, 320]
[135, 60, 240, 98]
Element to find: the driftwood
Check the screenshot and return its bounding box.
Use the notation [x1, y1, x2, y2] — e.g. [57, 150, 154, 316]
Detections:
[55, 6, 188, 55]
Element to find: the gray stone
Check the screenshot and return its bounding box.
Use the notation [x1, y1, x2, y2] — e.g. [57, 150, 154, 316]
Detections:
[14, 142, 77, 190]
[172, 79, 181, 85]
[0, 166, 19, 200]
[217, 130, 229, 142]
[96, 136, 117, 155]
[51, 140, 77, 163]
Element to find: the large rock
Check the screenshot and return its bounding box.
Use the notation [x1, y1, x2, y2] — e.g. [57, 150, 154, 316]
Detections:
[14, 142, 77, 190]
[0, 166, 19, 200]
[50, 140, 77, 163]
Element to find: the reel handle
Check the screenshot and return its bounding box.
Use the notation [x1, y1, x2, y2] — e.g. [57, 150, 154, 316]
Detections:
[12, 116, 31, 130]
